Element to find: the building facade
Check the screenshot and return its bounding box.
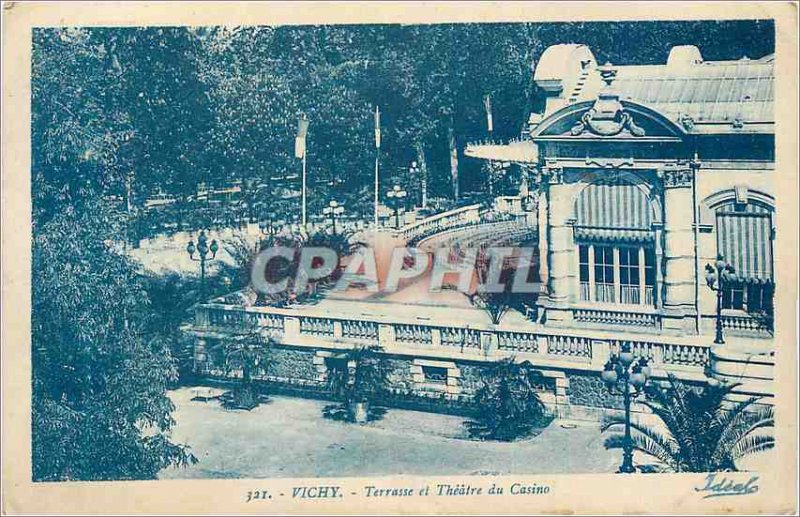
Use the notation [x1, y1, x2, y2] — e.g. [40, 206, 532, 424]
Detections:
[469, 43, 775, 341]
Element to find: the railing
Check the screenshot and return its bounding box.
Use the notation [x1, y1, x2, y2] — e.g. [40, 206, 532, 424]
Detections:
[341, 320, 379, 343]
[440, 327, 481, 349]
[644, 286, 655, 306]
[193, 302, 711, 376]
[396, 204, 482, 242]
[580, 284, 654, 307]
[300, 317, 335, 337]
[721, 311, 773, 335]
[394, 324, 434, 347]
[546, 335, 591, 358]
[497, 331, 539, 353]
[580, 282, 590, 301]
[574, 307, 659, 328]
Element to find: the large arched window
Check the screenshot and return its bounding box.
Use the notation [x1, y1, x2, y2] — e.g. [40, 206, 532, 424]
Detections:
[714, 194, 774, 316]
[573, 176, 658, 306]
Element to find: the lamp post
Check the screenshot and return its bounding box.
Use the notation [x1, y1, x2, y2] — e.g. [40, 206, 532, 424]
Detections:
[186, 230, 219, 299]
[323, 200, 345, 236]
[409, 161, 423, 208]
[386, 184, 407, 229]
[705, 254, 736, 345]
[601, 343, 651, 474]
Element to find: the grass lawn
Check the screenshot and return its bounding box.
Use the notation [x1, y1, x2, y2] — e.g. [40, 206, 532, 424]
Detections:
[159, 387, 621, 479]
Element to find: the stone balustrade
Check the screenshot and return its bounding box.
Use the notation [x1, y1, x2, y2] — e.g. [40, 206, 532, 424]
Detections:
[192, 302, 714, 378]
[721, 311, 773, 336]
[573, 306, 661, 328]
[396, 204, 482, 242]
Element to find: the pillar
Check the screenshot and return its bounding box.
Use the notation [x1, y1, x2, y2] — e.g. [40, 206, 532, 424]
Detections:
[537, 173, 549, 295]
[661, 164, 697, 331]
[543, 163, 575, 326]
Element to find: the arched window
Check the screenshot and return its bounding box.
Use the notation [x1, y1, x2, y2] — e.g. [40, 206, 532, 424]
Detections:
[574, 177, 657, 306]
[714, 195, 774, 315]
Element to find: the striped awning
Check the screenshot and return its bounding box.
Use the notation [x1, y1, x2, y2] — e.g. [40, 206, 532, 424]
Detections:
[575, 178, 652, 232]
[574, 227, 654, 243]
[716, 203, 774, 282]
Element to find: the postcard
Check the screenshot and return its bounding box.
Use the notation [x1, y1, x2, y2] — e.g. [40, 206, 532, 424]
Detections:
[2, 2, 797, 514]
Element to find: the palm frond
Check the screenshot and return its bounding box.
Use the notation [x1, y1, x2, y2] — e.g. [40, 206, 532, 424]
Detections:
[604, 432, 679, 471]
[600, 414, 626, 433]
[730, 433, 774, 461]
[712, 401, 773, 465]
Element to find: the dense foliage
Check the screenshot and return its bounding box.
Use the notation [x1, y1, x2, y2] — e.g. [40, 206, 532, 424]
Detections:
[466, 358, 552, 441]
[601, 375, 774, 472]
[31, 201, 196, 480]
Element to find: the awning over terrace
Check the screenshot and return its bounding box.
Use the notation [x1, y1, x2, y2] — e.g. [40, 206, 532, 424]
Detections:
[463, 139, 538, 163]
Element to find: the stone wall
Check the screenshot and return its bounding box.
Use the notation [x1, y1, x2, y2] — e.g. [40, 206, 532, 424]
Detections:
[193, 337, 667, 421]
[566, 372, 624, 410]
[385, 358, 414, 392]
[265, 347, 319, 383]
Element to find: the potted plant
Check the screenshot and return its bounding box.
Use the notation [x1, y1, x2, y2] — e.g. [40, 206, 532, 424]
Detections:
[213, 327, 273, 410]
[324, 345, 389, 423]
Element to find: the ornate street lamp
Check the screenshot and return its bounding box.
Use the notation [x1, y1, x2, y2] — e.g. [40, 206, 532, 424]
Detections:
[322, 200, 345, 236]
[386, 184, 407, 229]
[602, 343, 651, 474]
[409, 161, 423, 207]
[705, 254, 736, 345]
[186, 230, 218, 298]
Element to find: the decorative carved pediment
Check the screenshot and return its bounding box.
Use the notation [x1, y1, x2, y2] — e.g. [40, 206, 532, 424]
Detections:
[530, 100, 686, 141]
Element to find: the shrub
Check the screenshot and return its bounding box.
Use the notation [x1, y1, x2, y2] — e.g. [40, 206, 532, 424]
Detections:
[466, 358, 551, 441]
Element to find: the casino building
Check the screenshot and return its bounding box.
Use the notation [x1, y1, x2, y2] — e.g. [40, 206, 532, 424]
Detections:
[467, 44, 775, 341]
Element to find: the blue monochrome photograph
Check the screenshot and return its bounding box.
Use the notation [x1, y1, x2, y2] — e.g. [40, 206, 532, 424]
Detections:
[29, 18, 778, 484]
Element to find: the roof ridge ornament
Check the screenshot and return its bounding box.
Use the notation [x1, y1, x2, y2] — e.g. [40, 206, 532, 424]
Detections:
[598, 61, 618, 88]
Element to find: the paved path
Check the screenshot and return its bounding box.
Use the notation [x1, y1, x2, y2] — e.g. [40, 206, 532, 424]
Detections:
[159, 388, 621, 479]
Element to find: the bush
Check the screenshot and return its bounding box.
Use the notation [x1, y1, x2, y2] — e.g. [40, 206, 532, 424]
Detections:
[465, 358, 552, 441]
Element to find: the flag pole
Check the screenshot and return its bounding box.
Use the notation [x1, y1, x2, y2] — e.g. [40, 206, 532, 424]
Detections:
[374, 105, 381, 228]
[302, 150, 307, 231]
[374, 149, 379, 227]
[296, 113, 309, 233]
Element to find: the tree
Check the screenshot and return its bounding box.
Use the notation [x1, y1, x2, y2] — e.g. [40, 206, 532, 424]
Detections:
[465, 358, 551, 441]
[211, 326, 273, 410]
[601, 375, 775, 472]
[31, 28, 133, 224]
[32, 28, 201, 481]
[32, 201, 196, 481]
[323, 346, 390, 423]
[466, 253, 526, 325]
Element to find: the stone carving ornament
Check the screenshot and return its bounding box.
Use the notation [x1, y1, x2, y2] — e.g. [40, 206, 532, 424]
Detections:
[661, 167, 694, 188]
[570, 108, 646, 137]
